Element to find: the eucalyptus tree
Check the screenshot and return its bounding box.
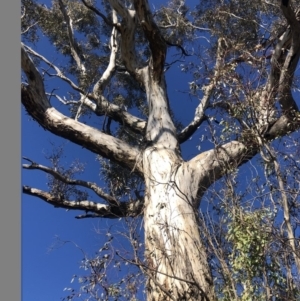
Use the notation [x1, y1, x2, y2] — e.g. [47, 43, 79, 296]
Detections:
[21, 0, 300, 300]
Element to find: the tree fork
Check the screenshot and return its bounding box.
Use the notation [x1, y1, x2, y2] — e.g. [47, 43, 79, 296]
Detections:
[143, 147, 216, 301]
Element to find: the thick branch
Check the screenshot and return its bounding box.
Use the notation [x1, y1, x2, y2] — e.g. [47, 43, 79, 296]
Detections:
[266, 29, 290, 94]
[109, 0, 141, 79]
[22, 157, 119, 206]
[189, 111, 300, 206]
[22, 86, 142, 172]
[23, 186, 143, 218]
[134, 0, 166, 82]
[95, 96, 146, 134]
[265, 2, 300, 115]
[281, 0, 300, 29]
[21, 44, 143, 173]
[177, 89, 209, 143]
[265, 112, 300, 138]
[278, 40, 300, 112]
[21, 45, 50, 111]
[23, 44, 146, 134]
[93, 9, 118, 97]
[188, 141, 250, 206]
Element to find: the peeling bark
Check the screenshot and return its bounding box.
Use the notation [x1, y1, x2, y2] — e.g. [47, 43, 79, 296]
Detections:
[21, 45, 143, 173]
[22, 1, 300, 300]
[134, 0, 167, 82]
[23, 186, 143, 218]
[143, 147, 215, 301]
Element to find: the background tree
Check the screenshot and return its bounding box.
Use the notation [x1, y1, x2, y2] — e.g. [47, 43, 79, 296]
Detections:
[22, 0, 300, 300]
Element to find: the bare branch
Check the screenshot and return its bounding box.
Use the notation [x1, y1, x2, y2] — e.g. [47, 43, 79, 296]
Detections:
[58, 0, 86, 73]
[21, 5, 26, 19]
[256, 138, 300, 273]
[21, 44, 143, 173]
[93, 9, 119, 96]
[21, 21, 39, 35]
[164, 38, 190, 57]
[80, 0, 113, 26]
[265, 113, 300, 138]
[219, 10, 269, 32]
[159, 23, 210, 32]
[22, 157, 119, 206]
[23, 44, 146, 134]
[271, 157, 300, 274]
[108, 0, 129, 19]
[46, 93, 78, 105]
[23, 186, 143, 218]
[178, 38, 227, 143]
[23, 44, 84, 93]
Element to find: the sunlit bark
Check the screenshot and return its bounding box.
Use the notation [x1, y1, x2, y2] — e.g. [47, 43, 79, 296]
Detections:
[21, 0, 300, 299]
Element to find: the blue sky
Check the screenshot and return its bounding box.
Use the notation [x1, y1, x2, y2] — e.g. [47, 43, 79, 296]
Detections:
[21, 64, 200, 301]
[21, 2, 203, 300]
[21, 1, 300, 300]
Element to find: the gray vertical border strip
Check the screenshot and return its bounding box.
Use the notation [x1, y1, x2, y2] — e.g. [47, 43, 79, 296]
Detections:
[0, 1, 21, 300]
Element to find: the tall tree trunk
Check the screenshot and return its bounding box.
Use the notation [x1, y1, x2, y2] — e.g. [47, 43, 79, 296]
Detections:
[142, 77, 215, 301]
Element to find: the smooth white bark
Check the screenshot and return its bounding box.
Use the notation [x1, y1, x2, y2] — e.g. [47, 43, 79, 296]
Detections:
[143, 147, 215, 300]
[22, 1, 300, 300]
